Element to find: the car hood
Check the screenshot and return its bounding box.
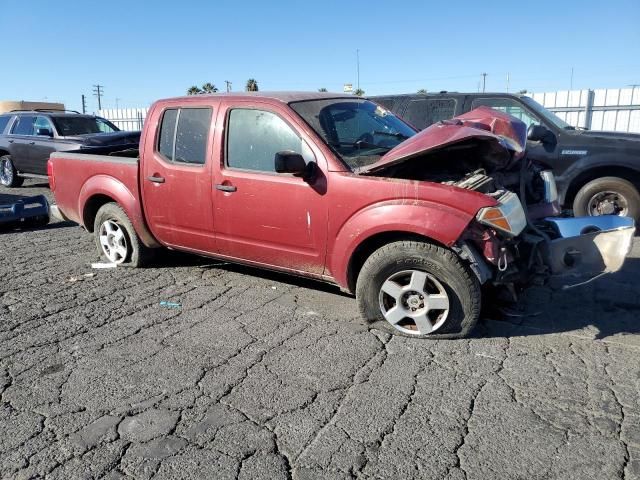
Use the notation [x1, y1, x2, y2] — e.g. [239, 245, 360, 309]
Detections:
[358, 106, 528, 174]
[62, 131, 141, 146]
[568, 129, 640, 143]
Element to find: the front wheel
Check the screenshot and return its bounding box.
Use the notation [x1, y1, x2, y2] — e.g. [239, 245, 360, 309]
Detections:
[573, 176, 640, 221]
[0, 155, 24, 187]
[355, 241, 481, 339]
[93, 203, 151, 267]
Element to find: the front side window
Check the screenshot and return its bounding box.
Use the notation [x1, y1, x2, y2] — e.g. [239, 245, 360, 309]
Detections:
[290, 98, 416, 170]
[12, 116, 36, 136]
[35, 116, 54, 136]
[226, 109, 311, 172]
[471, 98, 541, 129]
[156, 107, 211, 165]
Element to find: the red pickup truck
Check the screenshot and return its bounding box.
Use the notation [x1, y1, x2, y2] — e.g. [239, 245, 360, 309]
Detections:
[49, 92, 635, 339]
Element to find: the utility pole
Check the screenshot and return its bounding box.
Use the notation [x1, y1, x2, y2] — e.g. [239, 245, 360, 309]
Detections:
[81, 94, 87, 114]
[115, 98, 121, 110]
[225, 80, 232, 93]
[93, 85, 104, 110]
[481, 73, 487, 93]
[570, 67, 574, 90]
[506, 73, 510, 92]
[356, 49, 360, 91]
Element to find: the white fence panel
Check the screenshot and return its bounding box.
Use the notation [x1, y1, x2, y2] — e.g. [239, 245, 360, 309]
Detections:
[99, 108, 148, 131]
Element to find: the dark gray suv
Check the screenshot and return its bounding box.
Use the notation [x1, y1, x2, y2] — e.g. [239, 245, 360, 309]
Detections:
[0, 110, 140, 187]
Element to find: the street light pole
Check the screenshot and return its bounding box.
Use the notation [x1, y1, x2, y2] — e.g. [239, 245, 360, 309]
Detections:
[356, 49, 360, 91]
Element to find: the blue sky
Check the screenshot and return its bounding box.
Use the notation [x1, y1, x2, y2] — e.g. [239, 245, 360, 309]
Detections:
[1, 0, 638, 112]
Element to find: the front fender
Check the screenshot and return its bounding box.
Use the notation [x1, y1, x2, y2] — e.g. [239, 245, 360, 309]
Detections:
[78, 175, 160, 248]
[328, 200, 486, 288]
[557, 153, 640, 204]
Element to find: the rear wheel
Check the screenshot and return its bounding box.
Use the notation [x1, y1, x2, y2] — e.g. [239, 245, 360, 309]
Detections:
[573, 176, 640, 221]
[93, 203, 151, 267]
[355, 240, 481, 339]
[0, 155, 24, 188]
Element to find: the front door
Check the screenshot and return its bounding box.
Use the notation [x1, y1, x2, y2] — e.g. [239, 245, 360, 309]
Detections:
[141, 106, 216, 253]
[30, 116, 57, 175]
[213, 102, 328, 274]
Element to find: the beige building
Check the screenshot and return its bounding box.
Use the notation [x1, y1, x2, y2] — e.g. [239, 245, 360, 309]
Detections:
[0, 100, 65, 114]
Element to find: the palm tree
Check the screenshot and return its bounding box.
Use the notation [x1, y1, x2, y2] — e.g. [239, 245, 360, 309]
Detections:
[187, 86, 202, 95]
[318, 87, 328, 92]
[201, 82, 218, 93]
[417, 88, 428, 94]
[246, 79, 259, 92]
[353, 88, 365, 97]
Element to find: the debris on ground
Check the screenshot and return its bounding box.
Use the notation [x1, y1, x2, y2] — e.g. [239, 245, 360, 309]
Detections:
[0, 195, 49, 230]
[91, 262, 118, 269]
[160, 301, 182, 308]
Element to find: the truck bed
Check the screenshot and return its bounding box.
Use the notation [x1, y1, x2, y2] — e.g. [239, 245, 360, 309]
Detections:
[49, 152, 141, 228]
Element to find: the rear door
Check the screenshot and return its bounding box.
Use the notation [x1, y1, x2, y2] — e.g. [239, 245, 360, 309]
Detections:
[212, 101, 328, 274]
[141, 105, 216, 253]
[30, 116, 57, 175]
[402, 97, 458, 130]
[8, 115, 36, 173]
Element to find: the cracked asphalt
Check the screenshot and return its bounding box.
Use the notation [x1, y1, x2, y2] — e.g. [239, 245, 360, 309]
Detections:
[2, 181, 640, 480]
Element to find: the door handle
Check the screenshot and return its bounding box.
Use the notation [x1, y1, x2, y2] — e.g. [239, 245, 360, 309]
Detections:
[8, 140, 14, 143]
[29, 142, 35, 145]
[215, 184, 237, 192]
[147, 175, 165, 184]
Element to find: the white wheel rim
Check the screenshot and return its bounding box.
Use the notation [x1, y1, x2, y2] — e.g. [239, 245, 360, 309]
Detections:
[99, 220, 129, 264]
[378, 269, 450, 335]
[0, 158, 13, 185]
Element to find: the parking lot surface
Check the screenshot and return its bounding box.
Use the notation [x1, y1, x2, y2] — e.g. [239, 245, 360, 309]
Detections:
[2, 181, 640, 480]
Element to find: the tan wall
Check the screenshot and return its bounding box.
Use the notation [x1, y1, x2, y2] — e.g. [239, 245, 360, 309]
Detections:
[0, 100, 65, 114]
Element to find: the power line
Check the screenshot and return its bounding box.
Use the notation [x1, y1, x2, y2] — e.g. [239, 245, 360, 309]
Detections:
[93, 84, 104, 110]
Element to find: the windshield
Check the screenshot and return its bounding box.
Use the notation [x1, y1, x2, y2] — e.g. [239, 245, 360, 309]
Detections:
[52, 116, 120, 136]
[290, 98, 417, 170]
[520, 97, 573, 130]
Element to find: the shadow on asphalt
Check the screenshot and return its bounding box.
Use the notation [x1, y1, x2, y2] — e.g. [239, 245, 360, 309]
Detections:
[152, 249, 351, 297]
[480, 257, 640, 340]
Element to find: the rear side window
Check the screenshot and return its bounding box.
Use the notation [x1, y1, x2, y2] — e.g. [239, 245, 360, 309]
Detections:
[11, 116, 36, 136]
[470, 97, 541, 129]
[0, 116, 11, 134]
[226, 109, 310, 172]
[157, 108, 211, 165]
[404, 98, 456, 129]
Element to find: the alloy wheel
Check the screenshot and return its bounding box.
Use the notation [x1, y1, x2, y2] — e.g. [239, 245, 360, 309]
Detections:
[378, 269, 450, 335]
[98, 219, 129, 263]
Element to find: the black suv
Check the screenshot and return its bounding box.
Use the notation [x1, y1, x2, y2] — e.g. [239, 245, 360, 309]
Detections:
[371, 92, 640, 221]
[0, 110, 140, 187]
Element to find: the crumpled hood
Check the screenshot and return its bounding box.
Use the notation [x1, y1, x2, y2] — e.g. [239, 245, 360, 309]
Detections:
[358, 106, 528, 174]
[63, 131, 141, 147]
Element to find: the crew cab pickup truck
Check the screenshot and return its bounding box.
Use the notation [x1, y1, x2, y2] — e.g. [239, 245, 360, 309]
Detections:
[371, 92, 640, 222]
[48, 93, 635, 339]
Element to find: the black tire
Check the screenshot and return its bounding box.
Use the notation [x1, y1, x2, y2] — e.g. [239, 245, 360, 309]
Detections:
[93, 203, 151, 267]
[0, 155, 24, 188]
[573, 176, 640, 221]
[355, 240, 481, 339]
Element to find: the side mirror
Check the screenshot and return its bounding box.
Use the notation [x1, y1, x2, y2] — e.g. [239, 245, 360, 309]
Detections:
[527, 124, 554, 143]
[274, 151, 307, 176]
[36, 128, 53, 137]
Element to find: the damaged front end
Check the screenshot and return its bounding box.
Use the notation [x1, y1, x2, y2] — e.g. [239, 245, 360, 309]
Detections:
[361, 106, 635, 293]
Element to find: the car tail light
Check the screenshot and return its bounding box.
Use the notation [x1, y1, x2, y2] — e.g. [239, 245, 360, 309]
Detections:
[47, 159, 55, 191]
[476, 191, 527, 237]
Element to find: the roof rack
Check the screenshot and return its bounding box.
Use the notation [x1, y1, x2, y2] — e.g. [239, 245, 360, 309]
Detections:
[9, 108, 82, 114]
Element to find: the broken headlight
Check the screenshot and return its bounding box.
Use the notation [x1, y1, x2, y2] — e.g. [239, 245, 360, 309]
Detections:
[476, 191, 527, 237]
[540, 170, 558, 203]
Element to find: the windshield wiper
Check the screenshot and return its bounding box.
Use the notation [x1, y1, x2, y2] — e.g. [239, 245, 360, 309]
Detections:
[373, 131, 410, 140]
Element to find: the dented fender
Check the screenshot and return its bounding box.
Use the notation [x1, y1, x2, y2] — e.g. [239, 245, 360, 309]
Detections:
[329, 199, 491, 289]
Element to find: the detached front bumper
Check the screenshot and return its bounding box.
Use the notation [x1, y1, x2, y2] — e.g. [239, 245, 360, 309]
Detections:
[541, 215, 635, 288]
